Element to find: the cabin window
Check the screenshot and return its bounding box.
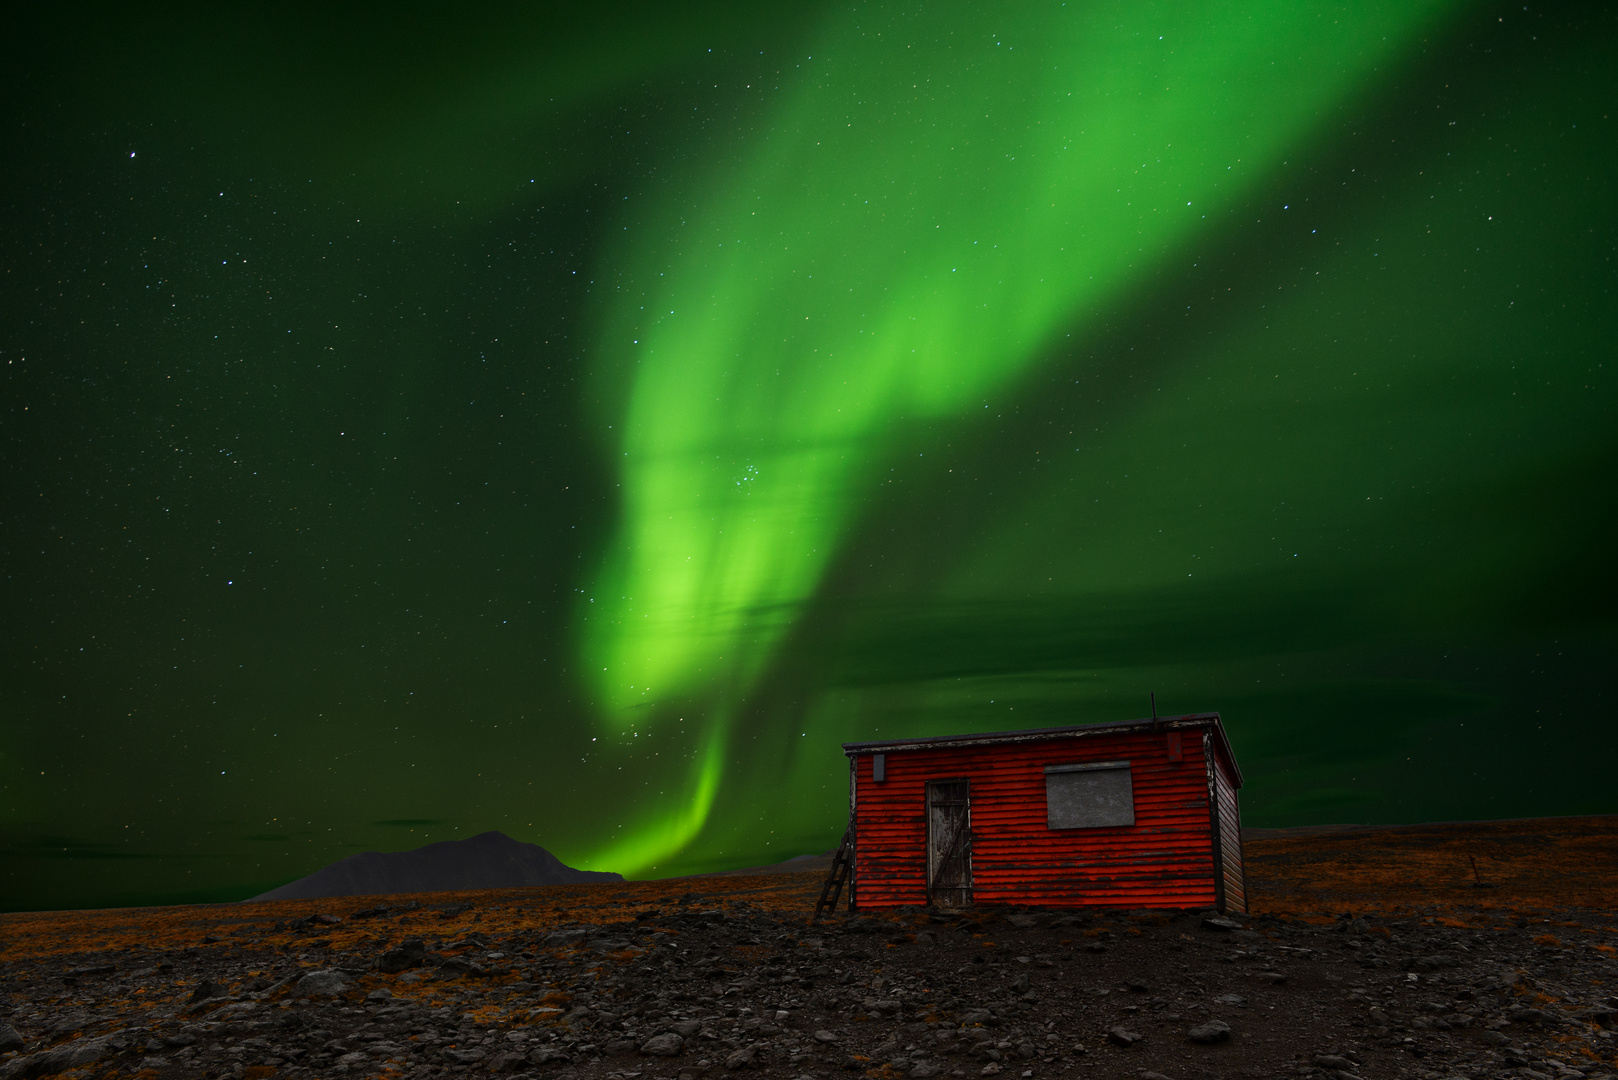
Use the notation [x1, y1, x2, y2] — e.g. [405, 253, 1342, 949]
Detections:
[872, 753, 887, 782]
[1044, 760, 1134, 828]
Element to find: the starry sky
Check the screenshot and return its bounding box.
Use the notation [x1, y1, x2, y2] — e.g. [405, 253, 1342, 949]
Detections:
[3, 1, 1614, 912]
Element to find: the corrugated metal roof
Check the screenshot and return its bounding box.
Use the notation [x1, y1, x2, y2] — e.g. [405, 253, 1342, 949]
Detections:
[842, 712, 1242, 787]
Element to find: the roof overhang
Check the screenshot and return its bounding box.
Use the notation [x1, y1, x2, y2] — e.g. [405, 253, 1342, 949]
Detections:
[841, 712, 1242, 788]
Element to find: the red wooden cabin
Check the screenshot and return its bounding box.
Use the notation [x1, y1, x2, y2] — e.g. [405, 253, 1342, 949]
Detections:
[841, 713, 1245, 912]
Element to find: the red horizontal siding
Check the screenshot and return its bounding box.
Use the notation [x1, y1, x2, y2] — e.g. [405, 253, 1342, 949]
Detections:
[1213, 753, 1246, 913]
[852, 729, 1219, 910]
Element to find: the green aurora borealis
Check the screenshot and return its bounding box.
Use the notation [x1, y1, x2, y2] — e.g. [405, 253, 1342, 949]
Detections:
[3, 2, 1615, 910]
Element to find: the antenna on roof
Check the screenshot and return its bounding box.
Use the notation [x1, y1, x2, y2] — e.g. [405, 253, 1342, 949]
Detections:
[1151, 691, 1158, 726]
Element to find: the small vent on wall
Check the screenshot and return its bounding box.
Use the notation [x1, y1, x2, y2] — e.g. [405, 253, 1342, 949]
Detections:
[873, 753, 887, 782]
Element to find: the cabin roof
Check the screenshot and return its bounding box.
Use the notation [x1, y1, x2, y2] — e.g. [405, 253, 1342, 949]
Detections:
[841, 712, 1241, 787]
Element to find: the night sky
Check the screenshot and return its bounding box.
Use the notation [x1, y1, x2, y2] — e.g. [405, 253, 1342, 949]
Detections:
[3, 2, 1614, 912]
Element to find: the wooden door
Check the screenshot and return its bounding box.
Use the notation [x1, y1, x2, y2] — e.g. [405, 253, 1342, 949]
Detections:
[926, 779, 972, 907]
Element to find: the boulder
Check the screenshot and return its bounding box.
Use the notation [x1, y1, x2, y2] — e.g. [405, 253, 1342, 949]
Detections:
[641, 1032, 685, 1056]
[377, 938, 427, 973]
[1188, 1020, 1232, 1044]
[293, 969, 351, 997]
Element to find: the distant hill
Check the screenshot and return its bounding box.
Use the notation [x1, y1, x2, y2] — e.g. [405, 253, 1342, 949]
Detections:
[249, 831, 621, 901]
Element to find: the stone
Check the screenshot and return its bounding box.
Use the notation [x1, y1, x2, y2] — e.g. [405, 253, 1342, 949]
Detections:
[4, 1037, 116, 1080]
[337, 1051, 372, 1068]
[188, 978, 223, 1003]
[725, 1047, 756, 1069]
[1107, 1026, 1143, 1047]
[813, 1030, 840, 1043]
[1187, 1021, 1231, 1044]
[604, 1039, 639, 1056]
[377, 938, 428, 973]
[294, 969, 351, 997]
[1201, 917, 1242, 931]
[641, 1033, 685, 1057]
[1214, 994, 1247, 1007]
[1479, 1030, 1511, 1046]
[910, 1065, 944, 1079]
[443, 1048, 488, 1065]
[0, 1024, 22, 1053]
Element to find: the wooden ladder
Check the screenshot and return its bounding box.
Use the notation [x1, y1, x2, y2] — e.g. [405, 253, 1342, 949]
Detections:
[812, 830, 854, 921]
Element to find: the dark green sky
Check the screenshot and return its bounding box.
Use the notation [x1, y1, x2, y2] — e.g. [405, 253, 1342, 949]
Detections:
[2, 1, 1614, 912]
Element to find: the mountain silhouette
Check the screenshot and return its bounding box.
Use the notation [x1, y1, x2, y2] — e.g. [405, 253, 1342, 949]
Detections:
[249, 831, 622, 901]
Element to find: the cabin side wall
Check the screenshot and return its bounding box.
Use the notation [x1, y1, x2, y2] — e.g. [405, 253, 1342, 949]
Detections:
[1211, 744, 1246, 914]
[851, 729, 1218, 909]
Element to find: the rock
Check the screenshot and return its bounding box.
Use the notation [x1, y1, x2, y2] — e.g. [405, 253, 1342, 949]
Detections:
[443, 1047, 487, 1065]
[1508, 1006, 1560, 1026]
[1010, 974, 1030, 995]
[671, 1019, 703, 1038]
[377, 938, 427, 973]
[1187, 1021, 1231, 1044]
[642, 1033, 685, 1057]
[1201, 917, 1242, 931]
[1214, 994, 1247, 1007]
[726, 1047, 756, 1069]
[1313, 1054, 1355, 1069]
[187, 979, 223, 1003]
[1107, 1026, 1143, 1047]
[1255, 971, 1287, 984]
[529, 1047, 572, 1065]
[3, 1036, 115, 1079]
[1408, 955, 1461, 972]
[337, 1051, 372, 1068]
[1141, 1073, 1175, 1080]
[958, 1009, 993, 1026]
[1479, 1030, 1511, 1046]
[488, 1050, 529, 1072]
[294, 969, 351, 997]
[813, 1030, 840, 1043]
[980, 1064, 1001, 1076]
[65, 963, 116, 977]
[0, 1024, 22, 1053]
[604, 1039, 639, 1056]
[910, 1064, 944, 1079]
[366, 987, 394, 1002]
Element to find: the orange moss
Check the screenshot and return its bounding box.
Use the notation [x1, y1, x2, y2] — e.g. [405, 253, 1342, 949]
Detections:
[1243, 815, 1618, 919]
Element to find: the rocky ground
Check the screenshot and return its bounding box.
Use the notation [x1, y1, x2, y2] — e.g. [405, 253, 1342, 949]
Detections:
[1, 895, 1615, 1080]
